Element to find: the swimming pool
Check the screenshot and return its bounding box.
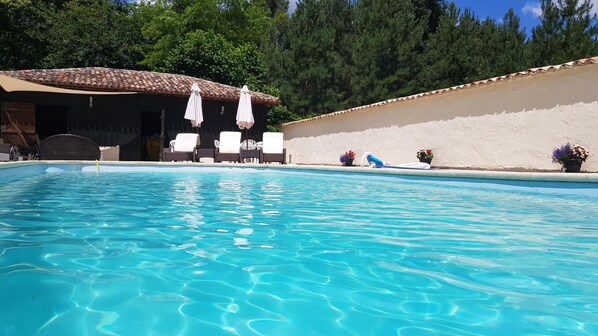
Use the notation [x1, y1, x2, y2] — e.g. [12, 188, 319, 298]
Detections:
[1, 164, 597, 335]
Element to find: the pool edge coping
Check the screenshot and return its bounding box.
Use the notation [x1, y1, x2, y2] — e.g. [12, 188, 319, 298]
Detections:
[1, 160, 597, 183]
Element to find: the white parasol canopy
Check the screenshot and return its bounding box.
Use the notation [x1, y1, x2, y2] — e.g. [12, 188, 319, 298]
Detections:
[184, 82, 203, 127]
[236, 85, 254, 130]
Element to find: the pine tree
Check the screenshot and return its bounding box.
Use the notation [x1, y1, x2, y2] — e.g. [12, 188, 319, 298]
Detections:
[477, 9, 527, 78]
[262, 4, 291, 92]
[528, 0, 598, 66]
[265, 0, 289, 17]
[418, 4, 485, 91]
[351, 0, 428, 106]
[495, 9, 528, 74]
[412, 0, 444, 39]
[273, 0, 354, 117]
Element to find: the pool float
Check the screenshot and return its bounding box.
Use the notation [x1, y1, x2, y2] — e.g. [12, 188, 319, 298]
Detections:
[360, 152, 430, 170]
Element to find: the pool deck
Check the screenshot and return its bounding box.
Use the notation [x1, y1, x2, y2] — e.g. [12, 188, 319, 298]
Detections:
[1, 160, 597, 183]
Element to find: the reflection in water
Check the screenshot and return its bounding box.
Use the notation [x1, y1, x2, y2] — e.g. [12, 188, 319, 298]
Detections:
[171, 177, 204, 227]
[0, 169, 596, 336]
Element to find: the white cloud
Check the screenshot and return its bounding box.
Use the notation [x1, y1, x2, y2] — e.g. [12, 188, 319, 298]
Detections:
[591, 0, 598, 15]
[522, 2, 542, 17]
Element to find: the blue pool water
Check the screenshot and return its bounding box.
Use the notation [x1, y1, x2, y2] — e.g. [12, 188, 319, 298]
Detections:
[0, 165, 597, 335]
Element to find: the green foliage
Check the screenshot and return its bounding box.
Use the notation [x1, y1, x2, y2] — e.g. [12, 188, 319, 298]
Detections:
[265, 0, 289, 17]
[472, 9, 528, 79]
[413, 0, 444, 39]
[270, 0, 354, 117]
[0, 0, 53, 69]
[164, 30, 268, 90]
[1, 0, 597, 128]
[418, 4, 528, 92]
[266, 104, 302, 131]
[418, 4, 483, 90]
[528, 0, 598, 66]
[135, 1, 185, 71]
[179, 0, 257, 44]
[41, 0, 144, 68]
[262, 9, 291, 85]
[351, 0, 428, 106]
[492, 9, 528, 75]
[0, 0, 32, 6]
[139, 0, 274, 70]
[215, 0, 271, 46]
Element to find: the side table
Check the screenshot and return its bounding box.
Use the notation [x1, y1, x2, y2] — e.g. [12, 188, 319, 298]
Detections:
[195, 147, 215, 162]
[241, 149, 260, 163]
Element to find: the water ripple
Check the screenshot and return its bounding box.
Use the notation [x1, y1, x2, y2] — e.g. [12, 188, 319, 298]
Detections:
[0, 169, 596, 335]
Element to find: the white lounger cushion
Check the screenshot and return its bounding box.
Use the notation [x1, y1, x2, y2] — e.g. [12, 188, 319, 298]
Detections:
[219, 131, 241, 154]
[173, 133, 200, 152]
[262, 132, 284, 154]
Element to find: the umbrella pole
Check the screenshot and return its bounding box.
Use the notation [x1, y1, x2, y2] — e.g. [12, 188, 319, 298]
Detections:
[159, 109, 165, 162]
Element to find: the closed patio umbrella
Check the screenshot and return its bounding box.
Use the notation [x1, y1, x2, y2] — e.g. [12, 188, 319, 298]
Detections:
[184, 82, 203, 128]
[236, 85, 254, 149]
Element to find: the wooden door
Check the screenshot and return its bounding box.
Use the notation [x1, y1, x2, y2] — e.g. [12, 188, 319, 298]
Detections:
[0, 102, 36, 147]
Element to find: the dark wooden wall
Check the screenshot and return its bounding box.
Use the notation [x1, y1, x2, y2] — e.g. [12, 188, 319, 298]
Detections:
[0, 101, 36, 148]
[0, 90, 270, 161]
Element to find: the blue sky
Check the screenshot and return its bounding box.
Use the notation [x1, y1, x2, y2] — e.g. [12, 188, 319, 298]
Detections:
[452, 0, 544, 31]
[452, 0, 597, 35]
[288, 0, 598, 36]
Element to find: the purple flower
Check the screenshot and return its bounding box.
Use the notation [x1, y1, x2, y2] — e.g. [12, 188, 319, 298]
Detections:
[339, 150, 356, 164]
[552, 143, 590, 163]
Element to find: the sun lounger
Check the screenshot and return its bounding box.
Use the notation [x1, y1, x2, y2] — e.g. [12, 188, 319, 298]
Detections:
[163, 133, 200, 162]
[260, 132, 286, 164]
[214, 131, 241, 163]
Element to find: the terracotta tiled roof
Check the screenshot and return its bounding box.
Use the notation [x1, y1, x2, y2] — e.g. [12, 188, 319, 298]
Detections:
[283, 55, 598, 126]
[0, 67, 280, 106]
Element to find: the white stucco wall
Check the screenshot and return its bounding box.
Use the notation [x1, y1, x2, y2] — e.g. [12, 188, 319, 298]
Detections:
[281, 65, 598, 172]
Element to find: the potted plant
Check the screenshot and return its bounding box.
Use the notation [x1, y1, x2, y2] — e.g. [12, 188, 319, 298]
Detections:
[416, 148, 434, 164]
[552, 143, 590, 172]
[339, 150, 356, 166]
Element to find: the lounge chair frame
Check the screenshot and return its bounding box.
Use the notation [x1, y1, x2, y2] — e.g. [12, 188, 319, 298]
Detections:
[163, 151, 195, 162]
[214, 149, 241, 163]
[214, 131, 241, 163]
[163, 133, 200, 162]
[260, 149, 286, 164]
[259, 132, 286, 164]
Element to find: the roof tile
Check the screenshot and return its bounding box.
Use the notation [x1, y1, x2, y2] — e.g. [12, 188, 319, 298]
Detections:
[0, 67, 280, 106]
